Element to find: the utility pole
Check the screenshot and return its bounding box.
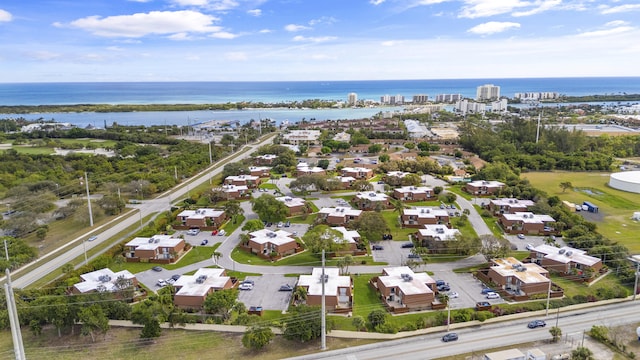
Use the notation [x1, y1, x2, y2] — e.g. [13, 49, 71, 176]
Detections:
[321, 249, 326, 351]
[545, 278, 552, 316]
[634, 261, 640, 300]
[5, 269, 25, 360]
[535, 113, 541, 143]
[85, 172, 94, 227]
[208, 142, 213, 164]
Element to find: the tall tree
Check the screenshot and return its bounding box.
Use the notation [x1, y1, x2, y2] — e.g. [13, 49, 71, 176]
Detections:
[242, 325, 275, 350]
[203, 289, 239, 322]
[283, 305, 322, 342]
[301, 225, 348, 254]
[251, 194, 289, 223]
[351, 212, 389, 243]
[78, 305, 109, 343]
[223, 200, 243, 224]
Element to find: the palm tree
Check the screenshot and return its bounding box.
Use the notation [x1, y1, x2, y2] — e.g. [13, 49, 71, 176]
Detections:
[212, 251, 222, 264]
[223, 200, 243, 224]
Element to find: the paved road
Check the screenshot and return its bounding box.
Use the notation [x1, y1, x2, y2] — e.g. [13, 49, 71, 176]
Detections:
[286, 299, 639, 360]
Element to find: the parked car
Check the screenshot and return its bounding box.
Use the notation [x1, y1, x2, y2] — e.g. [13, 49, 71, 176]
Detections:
[486, 292, 500, 299]
[279, 284, 294, 291]
[528, 320, 547, 329]
[438, 284, 451, 292]
[218, 229, 226, 236]
[449, 291, 459, 298]
[372, 245, 384, 250]
[166, 278, 176, 285]
[436, 280, 446, 286]
[238, 282, 254, 290]
[266, 222, 273, 227]
[442, 333, 458, 342]
[87, 236, 98, 242]
[200, 239, 209, 246]
[408, 253, 421, 259]
[401, 242, 414, 248]
[517, 234, 525, 240]
[171, 274, 181, 281]
[152, 266, 163, 272]
[481, 287, 494, 294]
[277, 222, 284, 228]
[156, 279, 167, 287]
[242, 279, 255, 286]
[211, 230, 218, 235]
[187, 228, 200, 236]
[526, 243, 535, 250]
[284, 221, 291, 227]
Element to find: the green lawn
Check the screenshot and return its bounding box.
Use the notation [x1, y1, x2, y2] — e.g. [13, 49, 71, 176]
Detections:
[231, 247, 384, 267]
[522, 171, 640, 252]
[352, 274, 385, 317]
[380, 210, 415, 241]
[220, 215, 245, 235]
[289, 214, 317, 224]
[259, 183, 278, 189]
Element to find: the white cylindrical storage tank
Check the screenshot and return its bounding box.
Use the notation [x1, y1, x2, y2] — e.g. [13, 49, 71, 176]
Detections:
[609, 171, 640, 194]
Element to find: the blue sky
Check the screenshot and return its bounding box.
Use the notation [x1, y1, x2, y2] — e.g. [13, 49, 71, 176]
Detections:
[1, 0, 639, 82]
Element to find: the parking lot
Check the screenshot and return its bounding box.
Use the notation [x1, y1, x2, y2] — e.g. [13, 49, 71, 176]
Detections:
[237, 274, 296, 311]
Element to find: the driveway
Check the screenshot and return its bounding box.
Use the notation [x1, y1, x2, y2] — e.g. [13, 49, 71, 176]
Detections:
[237, 274, 296, 311]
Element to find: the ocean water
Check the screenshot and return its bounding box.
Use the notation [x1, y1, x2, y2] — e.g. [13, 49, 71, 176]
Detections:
[1, 77, 639, 127]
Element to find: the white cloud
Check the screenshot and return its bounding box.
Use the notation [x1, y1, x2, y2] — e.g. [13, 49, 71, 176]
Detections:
[605, 20, 629, 27]
[225, 52, 248, 61]
[168, 32, 194, 40]
[25, 50, 61, 61]
[285, 24, 311, 32]
[185, 54, 201, 60]
[512, 0, 561, 17]
[0, 9, 12, 22]
[310, 53, 336, 60]
[259, 29, 272, 33]
[381, 40, 403, 46]
[459, 0, 530, 19]
[309, 16, 337, 26]
[600, 4, 640, 14]
[171, 0, 239, 10]
[247, 9, 262, 17]
[467, 21, 521, 35]
[127, 0, 153, 2]
[107, 46, 124, 51]
[65, 10, 222, 38]
[577, 26, 635, 37]
[292, 35, 337, 43]
[210, 31, 238, 39]
[370, 0, 386, 5]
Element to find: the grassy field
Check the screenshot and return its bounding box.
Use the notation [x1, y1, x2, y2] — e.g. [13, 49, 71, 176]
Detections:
[522, 171, 640, 252]
[0, 326, 379, 360]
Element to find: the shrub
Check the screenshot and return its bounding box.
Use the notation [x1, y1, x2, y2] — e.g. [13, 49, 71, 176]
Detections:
[474, 311, 494, 322]
[375, 322, 399, 334]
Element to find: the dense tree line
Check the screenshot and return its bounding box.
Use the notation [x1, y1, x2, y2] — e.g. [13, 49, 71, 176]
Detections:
[458, 117, 626, 171]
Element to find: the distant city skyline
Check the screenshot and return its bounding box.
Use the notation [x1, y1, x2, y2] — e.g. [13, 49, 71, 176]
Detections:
[1, 0, 639, 83]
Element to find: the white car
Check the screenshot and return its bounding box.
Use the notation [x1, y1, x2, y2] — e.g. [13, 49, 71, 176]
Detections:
[218, 229, 226, 236]
[238, 282, 253, 290]
[156, 279, 168, 287]
[187, 229, 200, 236]
[449, 291, 459, 298]
[486, 292, 500, 299]
[526, 243, 535, 250]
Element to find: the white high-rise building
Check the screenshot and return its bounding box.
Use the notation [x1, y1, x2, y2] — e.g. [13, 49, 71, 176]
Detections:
[476, 84, 500, 101]
[435, 94, 462, 103]
[347, 92, 358, 106]
[455, 99, 486, 114]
